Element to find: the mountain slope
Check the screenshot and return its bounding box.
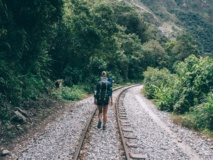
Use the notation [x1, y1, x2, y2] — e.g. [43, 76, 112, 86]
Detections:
[123, 0, 213, 56]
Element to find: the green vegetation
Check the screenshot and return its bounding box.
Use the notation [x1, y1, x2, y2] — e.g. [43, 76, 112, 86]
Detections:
[170, 9, 213, 55]
[0, 0, 213, 138]
[139, 0, 213, 55]
[52, 85, 88, 101]
[0, 0, 155, 123]
[144, 55, 213, 131]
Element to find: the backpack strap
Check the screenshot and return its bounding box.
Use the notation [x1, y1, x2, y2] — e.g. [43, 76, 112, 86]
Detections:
[99, 82, 102, 100]
[104, 82, 108, 101]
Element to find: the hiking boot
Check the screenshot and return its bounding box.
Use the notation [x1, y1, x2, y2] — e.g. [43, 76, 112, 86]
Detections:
[97, 121, 102, 129]
[103, 125, 106, 130]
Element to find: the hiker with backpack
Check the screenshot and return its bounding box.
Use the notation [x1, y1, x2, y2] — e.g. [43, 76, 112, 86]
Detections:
[94, 71, 113, 130]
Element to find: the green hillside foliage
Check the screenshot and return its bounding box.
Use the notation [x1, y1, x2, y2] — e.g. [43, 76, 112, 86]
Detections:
[139, 0, 213, 55]
[144, 55, 213, 130]
[165, 34, 200, 70]
[0, 0, 166, 123]
[170, 9, 213, 55]
[0, 0, 63, 121]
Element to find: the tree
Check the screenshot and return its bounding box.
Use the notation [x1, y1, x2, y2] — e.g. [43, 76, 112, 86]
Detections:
[142, 40, 167, 69]
[112, 3, 148, 43]
[0, 0, 63, 107]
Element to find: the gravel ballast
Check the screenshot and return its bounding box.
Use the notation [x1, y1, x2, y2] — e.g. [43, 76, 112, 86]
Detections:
[10, 97, 96, 159]
[122, 86, 213, 160]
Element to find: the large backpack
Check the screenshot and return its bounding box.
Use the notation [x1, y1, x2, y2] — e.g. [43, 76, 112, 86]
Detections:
[95, 79, 112, 105]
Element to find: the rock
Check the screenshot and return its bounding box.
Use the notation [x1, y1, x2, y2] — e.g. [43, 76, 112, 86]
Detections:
[55, 79, 63, 88]
[178, 138, 182, 143]
[15, 107, 29, 118]
[12, 111, 27, 123]
[16, 125, 24, 131]
[161, 146, 167, 150]
[6, 123, 14, 130]
[1, 150, 11, 156]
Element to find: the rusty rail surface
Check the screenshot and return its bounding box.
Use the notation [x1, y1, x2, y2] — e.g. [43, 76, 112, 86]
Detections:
[72, 106, 97, 160]
[115, 85, 140, 160]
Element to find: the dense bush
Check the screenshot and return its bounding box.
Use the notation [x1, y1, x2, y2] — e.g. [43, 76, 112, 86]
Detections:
[165, 34, 200, 71]
[0, 0, 63, 121]
[192, 92, 213, 130]
[174, 55, 213, 112]
[144, 67, 180, 111]
[143, 55, 213, 130]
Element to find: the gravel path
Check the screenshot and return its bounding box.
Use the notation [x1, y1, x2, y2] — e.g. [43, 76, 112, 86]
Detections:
[123, 86, 213, 160]
[6, 85, 213, 160]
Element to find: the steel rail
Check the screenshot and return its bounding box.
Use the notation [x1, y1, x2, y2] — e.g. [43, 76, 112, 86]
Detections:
[72, 106, 97, 160]
[115, 84, 141, 160]
[115, 86, 133, 160]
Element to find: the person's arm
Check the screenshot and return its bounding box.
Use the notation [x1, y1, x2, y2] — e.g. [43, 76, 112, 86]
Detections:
[94, 91, 97, 105]
[110, 96, 113, 106]
[109, 82, 113, 106]
[94, 83, 99, 105]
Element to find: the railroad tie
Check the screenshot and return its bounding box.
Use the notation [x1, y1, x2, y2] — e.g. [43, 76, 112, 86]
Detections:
[121, 123, 131, 127]
[122, 128, 133, 132]
[120, 120, 129, 123]
[120, 115, 127, 118]
[124, 134, 136, 139]
[129, 153, 147, 160]
[120, 117, 128, 120]
[126, 142, 137, 148]
[119, 112, 127, 114]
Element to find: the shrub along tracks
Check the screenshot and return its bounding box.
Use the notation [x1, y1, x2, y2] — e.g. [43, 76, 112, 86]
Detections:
[3, 85, 213, 159]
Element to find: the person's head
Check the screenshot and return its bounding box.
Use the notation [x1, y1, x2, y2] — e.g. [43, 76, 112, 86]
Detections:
[101, 71, 107, 77]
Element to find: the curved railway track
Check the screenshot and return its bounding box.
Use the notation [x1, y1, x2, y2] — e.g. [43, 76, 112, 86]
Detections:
[116, 86, 146, 160]
[9, 86, 209, 160]
[7, 85, 211, 159]
[8, 86, 213, 160]
[73, 85, 145, 160]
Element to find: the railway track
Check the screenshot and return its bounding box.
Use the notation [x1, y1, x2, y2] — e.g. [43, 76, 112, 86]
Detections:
[116, 86, 146, 160]
[73, 85, 146, 160]
[10, 84, 208, 159]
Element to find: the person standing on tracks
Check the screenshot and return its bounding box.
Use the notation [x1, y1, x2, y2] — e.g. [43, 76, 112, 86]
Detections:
[94, 71, 113, 130]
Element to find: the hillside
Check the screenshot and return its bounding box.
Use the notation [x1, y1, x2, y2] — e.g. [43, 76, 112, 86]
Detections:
[124, 0, 213, 56]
